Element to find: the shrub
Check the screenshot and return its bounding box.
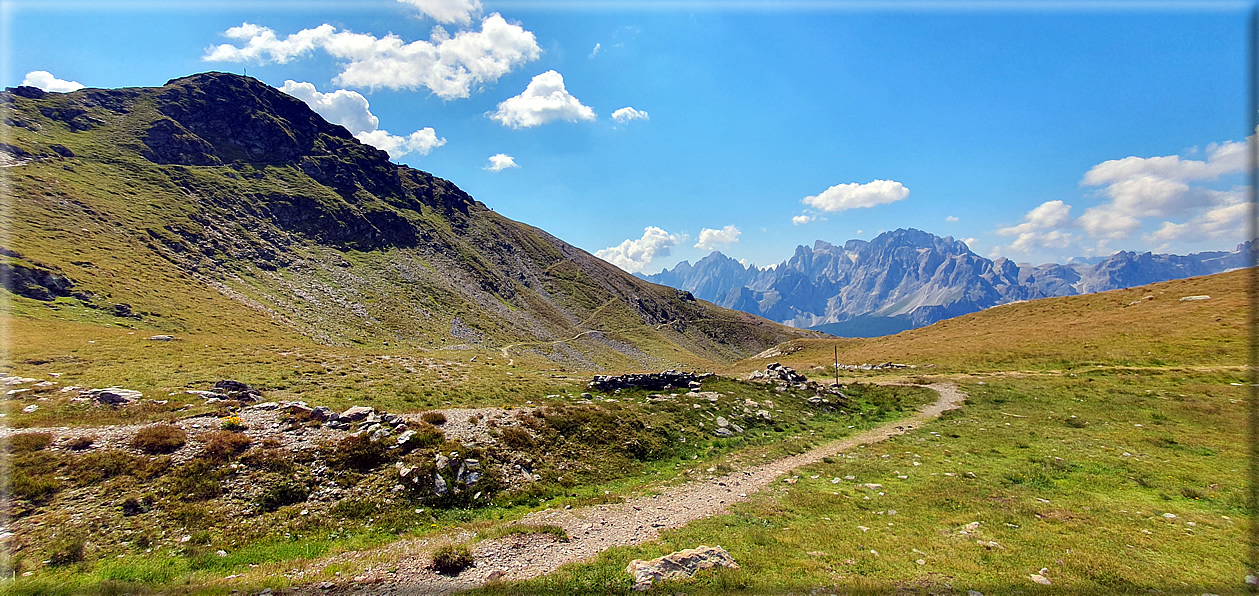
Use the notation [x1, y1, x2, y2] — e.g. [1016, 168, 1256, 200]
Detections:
[11, 471, 60, 503]
[1065, 416, 1088, 429]
[131, 425, 186, 454]
[241, 447, 295, 474]
[220, 416, 245, 431]
[402, 424, 444, 451]
[257, 479, 309, 512]
[420, 411, 447, 426]
[200, 431, 252, 462]
[430, 543, 474, 575]
[167, 459, 223, 501]
[328, 433, 390, 472]
[499, 426, 535, 450]
[65, 436, 95, 451]
[10, 432, 53, 453]
[47, 535, 86, 566]
[69, 450, 153, 485]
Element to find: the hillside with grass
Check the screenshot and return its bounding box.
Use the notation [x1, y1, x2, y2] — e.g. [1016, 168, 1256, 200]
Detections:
[0, 72, 817, 373]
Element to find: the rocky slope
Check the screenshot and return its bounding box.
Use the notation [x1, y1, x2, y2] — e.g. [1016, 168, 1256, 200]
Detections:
[0, 72, 818, 368]
[642, 229, 1251, 337]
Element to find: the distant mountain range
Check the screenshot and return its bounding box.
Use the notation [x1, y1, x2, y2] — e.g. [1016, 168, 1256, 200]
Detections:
[639, 228, 1252, 337]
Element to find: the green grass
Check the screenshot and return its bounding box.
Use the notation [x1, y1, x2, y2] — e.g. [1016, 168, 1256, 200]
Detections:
[474, 371, 1248, 594]
[3, 376, 931, 594]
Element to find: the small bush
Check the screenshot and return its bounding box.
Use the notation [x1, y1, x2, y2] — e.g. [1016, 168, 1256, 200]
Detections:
[328, 433, 390, 472]
[11, 471, 60, 503]
[120, 496, 153, 516]
[10, 432, 53, 453]
[65, 436, 95, 451]
[131, 425, 186, 454]
[47, 535, 86, 566]
[70, 451, 165, 485]
[499, 426, 535, 449]
[257, 479, 309, 512]
[167, 459, 223, 501]
[241, 447, 295, 474]
[1181, 486, 1205, 500]
[1065, 417, 1088, 429]
[402, 424, 444, 451]
[421, 411, 447, 426]
[200, 431, 252, 462]
[431, 543, 474, 575]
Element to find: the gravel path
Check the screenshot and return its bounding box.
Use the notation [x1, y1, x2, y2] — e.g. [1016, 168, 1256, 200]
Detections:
[316, 383, 966, 595]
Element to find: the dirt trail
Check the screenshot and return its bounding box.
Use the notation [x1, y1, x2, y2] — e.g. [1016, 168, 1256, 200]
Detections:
[320, 383, 966, 595]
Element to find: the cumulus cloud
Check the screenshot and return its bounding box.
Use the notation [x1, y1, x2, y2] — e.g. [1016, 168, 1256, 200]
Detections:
[279, 80, 445, 158]
[589, 43, 601, 58]
[1146, 191, 1250, 247]
[946, 215, 959, 222]
[397, 0, 482, 25]
[792, 214, 815, 226]
[489, 70, 596, 128]
[695, 225, 741, 250]
[996, 200, 1076, 254]
[484, 153, 518, 171]
[801, 179, 909, 213]
[205, 15, 540, 100]
[21, 70, 84, 93]
[595, 227, 683, 273]
[1078, 134, 1252, 240]
[612, 106, 648, 124]
[356, 128, 446, 157]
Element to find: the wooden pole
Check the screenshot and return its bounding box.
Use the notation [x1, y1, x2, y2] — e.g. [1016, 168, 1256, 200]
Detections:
[834, 344, 839, 388]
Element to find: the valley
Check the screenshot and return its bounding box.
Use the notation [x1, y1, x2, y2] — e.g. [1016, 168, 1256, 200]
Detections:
[0, 74, 1251, 595]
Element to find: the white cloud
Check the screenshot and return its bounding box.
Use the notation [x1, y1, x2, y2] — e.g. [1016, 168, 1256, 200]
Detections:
[484, 153, 518, 171]
[1078, 133, 1252, 240]
[205, 15, 540, 100]
[792, 214, 815, 226]
[397, 0, 482, 25]
[355, 128, 446, 157]
[589, 42, 601, 58]
[695, 225, 741, 250]
[1147, 192, 1249, 247]
[996, 200, 1076, 254]
[612, 106, 649, 124]
[280, 80, 378, 134]
[595, 227, 683, 273]
[945, 215, 959, 222]
[489, 70, 596, 128]
[21, 70, 84, 93]
[801, 179, 909, 213]
[279, 80, 446, 158]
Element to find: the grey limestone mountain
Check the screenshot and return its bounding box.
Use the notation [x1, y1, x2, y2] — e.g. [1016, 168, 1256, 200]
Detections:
[640, 228, 1252, 337]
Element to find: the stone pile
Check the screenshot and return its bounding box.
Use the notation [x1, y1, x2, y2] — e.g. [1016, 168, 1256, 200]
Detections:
[588, 370, 711, 392]
[397, 452, 484, 499]
[836, 362, 916, 371]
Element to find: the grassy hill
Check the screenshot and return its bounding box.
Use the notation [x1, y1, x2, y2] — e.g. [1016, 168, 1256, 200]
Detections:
[731, 268, 1249, 375]
[1, 73, 817, 382]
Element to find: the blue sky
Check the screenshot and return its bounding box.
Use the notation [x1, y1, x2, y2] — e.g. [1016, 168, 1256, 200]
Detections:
[5, 1, 1253, 273]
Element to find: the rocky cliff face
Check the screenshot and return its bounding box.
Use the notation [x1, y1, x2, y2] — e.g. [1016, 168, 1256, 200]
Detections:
[1, 72, 819, 367]
[642, 229, 1251, 337]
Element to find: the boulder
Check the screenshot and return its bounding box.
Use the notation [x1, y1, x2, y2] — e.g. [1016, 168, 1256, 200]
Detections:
[339, 406, 374, 422]
[310, 406, 332, 421]
[148, 335, 174, 341]
[625, 545, 740, 591]
[396, 429, 417, 446]
[434, 473, 448, 496]
[212, 380, 262, 402]
[82, 387, 142, 407]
